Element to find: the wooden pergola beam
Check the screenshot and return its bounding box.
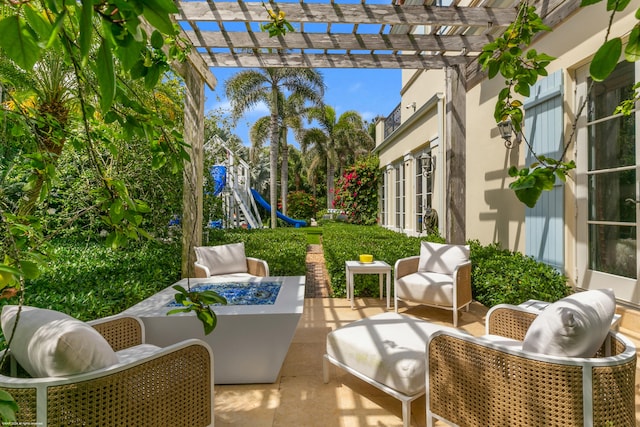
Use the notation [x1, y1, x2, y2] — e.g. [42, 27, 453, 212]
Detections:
[186, 31, 492, 52]
[177, 3, 517, 27]
[203, 51, 471, 69]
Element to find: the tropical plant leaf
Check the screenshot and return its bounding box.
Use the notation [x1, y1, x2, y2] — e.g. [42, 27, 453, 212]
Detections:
[606, 0, 631, 11]
[590, 38, 622, 81]
[142, 2, 176, 35]
[0, 16, 41, 70]
[625, 25, 640, 62]
[78, 0, 94, 64]
[96, 39, 116, 113]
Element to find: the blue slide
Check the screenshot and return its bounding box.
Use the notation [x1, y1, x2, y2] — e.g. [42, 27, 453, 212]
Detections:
[250, 189, 306, 228]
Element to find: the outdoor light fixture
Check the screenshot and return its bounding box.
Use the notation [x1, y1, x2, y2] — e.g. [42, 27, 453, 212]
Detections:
[420, 152, 434, 177]
[497, 118, 517, 149]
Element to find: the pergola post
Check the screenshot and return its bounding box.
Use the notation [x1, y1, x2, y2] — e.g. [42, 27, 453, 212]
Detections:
[181, 65, 206, 278]
[445, 65, 466, 244]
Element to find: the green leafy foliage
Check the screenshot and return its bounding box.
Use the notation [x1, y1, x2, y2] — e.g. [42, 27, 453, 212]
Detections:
[260, 2, 295, 37]
[286, 191, 318, 222]
[203, 228, 308, 276]
[590, 38, 622, 81]
[508, 158, 576, 208]
[468, 240, 570, 306]
[0, 390, 18, 423]
[0, 239, 181, 330]
[481, 1, 639, 208]
[333, 156, 381, 225]
[323, 224, 569, 304]
[322, 223, 444, 298]
[478, 4, 553, 130]
[168, 285, 227, 335]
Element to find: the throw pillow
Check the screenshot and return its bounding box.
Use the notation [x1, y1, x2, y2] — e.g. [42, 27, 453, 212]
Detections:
[194, 242, 248, 276]
[1, 305, 118, 377]
[522, 289, 616, 357]
[418, 241, 469, 275]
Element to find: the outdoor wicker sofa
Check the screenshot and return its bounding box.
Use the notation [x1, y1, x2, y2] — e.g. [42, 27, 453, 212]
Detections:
[0, 310, 214, 427]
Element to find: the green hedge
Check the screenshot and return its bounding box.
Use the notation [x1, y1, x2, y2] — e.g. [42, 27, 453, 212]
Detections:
[203, 228, 307, 276]
[321, 223, 569, 305]
[322, 222, 443, 297]
[9, 224, 568, 332]
[17, 239, 182, 322]
[469, 240, 570, 306]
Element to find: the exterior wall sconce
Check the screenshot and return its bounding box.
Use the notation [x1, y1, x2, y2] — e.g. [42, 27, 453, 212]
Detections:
[497, 118, 518, 149]
[420, 152, 434, 177]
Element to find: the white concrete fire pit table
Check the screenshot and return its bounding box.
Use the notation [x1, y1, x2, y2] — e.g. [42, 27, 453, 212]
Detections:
[124, 276, 305, 384]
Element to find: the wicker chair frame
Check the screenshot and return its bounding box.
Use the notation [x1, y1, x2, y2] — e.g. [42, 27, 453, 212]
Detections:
[426, 304, 637, 427]
[0, 314, 214, 427]
[394, 255, 472, 327]
[195, 256, 269, 278]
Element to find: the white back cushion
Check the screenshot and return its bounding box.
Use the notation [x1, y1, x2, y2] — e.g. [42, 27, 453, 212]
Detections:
[194, 242, 248, 276]
[418, 242, 469, 275]
[1, 305, 118, 377]
[522, 289, 616, 357]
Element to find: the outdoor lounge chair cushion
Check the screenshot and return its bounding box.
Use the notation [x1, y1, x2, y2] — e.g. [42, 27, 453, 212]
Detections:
[418, 242, 469, 275]
[326, 312, 463, 396]
[194, 242, 248, 276]
[522, 289, 616, 357]
[395, 272, 454, 306]
[1, 305, 118, 378]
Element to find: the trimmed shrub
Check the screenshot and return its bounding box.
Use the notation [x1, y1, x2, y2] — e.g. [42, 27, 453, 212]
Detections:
[468, 240, 570, 306]
[322, 222, 443, 297]
[204, 228, 307, 276]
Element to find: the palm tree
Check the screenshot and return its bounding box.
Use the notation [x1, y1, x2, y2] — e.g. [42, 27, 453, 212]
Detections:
[249, 91, 309, 215]
[225, 68, 324, 227]
[1, 51, 76, 217]
[301, 106, 373, 209]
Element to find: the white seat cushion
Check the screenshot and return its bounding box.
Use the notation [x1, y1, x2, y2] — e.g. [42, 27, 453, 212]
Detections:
[1, 305, 118, 377]
[194, 243, 248, 276]
[418, 242, 469, 275]
[522, 289, 616, 357]
[395, 272, 454, 306]
[327, 312, 457, 396]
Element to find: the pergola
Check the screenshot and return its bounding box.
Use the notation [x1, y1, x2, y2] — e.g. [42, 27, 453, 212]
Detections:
[172, 0, 578, 275]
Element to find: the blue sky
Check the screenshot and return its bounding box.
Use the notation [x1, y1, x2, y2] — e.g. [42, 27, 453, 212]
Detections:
[204, 68, 402, 147]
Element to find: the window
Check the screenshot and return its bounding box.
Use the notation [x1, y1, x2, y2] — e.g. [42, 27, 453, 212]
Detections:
[380, 174, 386, 226]
[394, 163, 405, 229]
[586, 61, 637, 278]
[415, 152, 433, 233]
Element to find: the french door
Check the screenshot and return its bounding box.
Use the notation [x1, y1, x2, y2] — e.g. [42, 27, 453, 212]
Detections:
[576, 61, 640, 305]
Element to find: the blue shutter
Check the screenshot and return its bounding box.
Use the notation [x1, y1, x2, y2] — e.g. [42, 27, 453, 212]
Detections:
[523, 70, 564, 271]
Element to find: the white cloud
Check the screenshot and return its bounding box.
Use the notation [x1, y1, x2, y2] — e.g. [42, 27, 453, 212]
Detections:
[348, 82, 363, 93]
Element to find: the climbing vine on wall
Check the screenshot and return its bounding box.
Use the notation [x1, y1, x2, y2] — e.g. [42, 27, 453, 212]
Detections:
[479, 0, 640, 208]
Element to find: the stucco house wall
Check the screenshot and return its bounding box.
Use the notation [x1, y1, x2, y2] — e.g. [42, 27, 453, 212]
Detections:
[377, 1, 639, 305]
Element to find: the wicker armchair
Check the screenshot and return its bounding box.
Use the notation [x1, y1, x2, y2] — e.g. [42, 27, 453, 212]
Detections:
[426, 304, 637, 427]
[394, 242, 471, 327]
[0, 314, 214, 427]
[194, 243, 269, 278]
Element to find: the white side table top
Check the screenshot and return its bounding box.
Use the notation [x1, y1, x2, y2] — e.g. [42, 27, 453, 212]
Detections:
[345, 260, 391, 271]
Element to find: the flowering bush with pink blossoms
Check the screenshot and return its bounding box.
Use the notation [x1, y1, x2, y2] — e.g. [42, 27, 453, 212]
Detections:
[333, 156, 381, 225]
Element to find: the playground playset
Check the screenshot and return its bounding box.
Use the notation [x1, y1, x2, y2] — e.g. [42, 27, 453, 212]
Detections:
[204, 136, 306, 229]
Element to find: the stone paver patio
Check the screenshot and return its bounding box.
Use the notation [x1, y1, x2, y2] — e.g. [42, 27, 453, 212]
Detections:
[214, 244, 640, 426]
